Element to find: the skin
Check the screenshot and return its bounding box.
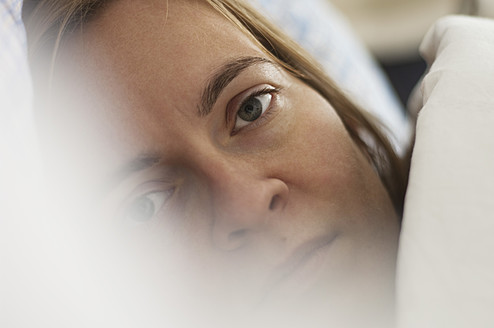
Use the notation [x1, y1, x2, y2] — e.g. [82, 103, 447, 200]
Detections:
[43, 0, 400, 325]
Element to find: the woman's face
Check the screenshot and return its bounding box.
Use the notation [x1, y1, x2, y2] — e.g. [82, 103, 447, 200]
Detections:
[46, 0, 399, 324]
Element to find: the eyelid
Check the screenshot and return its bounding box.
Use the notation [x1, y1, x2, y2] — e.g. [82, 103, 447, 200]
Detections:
[119, 180, 176, 214]
[123, 189, 175, 226]
[128, 184, 175, 202]
[226, 84, 281, 134]
[126, 179, 176, 197]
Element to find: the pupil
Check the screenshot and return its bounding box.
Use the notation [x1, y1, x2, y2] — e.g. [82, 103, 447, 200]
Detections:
[238, 97, 262, 122]
[128, 196, 155, 222]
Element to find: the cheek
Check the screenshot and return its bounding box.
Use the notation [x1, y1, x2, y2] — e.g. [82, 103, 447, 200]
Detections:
[280, 91, 363, 200]
[279, 92, 399, 242]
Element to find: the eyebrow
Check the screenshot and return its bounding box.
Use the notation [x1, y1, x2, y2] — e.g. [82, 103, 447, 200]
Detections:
[107, 57, 272, 188]
[198, 56, 273, 117]
[106, 154, 162, 190]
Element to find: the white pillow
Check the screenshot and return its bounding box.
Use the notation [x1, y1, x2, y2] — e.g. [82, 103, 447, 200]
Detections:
[397, 15, 494, 328]
[252, 0, 412, 155]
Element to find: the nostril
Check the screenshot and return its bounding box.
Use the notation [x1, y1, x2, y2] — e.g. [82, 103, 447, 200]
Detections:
[269, 195, 280, 211]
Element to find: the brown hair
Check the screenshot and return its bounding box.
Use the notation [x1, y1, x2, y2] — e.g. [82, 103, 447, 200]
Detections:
[23, 0, 410, 215]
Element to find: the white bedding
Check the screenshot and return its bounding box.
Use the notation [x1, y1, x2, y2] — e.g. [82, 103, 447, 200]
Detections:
[397, 15, 494, 328]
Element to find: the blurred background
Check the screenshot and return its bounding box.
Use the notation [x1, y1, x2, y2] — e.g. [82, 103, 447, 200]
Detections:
[330, 0, 494, 106]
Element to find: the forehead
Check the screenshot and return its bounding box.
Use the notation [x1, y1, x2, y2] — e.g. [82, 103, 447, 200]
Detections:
[76, 0, 266, 97]
[51, 0, 270, 172]
[63, 0, 268, 134]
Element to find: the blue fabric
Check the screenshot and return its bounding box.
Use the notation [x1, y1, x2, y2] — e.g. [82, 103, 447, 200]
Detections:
[0, 0, 29, 95]
[1, 0, 38, 219]
[1, 0, 32, 131]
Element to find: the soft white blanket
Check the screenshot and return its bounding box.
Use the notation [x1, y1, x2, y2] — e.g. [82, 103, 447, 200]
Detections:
[397, 15, 494, 328]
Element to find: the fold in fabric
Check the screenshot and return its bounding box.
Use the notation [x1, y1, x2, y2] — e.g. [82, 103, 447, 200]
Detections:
[397, 15, 494, 328]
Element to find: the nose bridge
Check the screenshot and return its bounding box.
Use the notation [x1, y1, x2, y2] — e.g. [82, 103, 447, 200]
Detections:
[208, 157, 267, 219]
[198, 154, 287, 251]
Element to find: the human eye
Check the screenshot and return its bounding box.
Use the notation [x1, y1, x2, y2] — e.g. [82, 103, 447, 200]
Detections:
[122, 188, 175, 226]
[229, 85, 280, 134]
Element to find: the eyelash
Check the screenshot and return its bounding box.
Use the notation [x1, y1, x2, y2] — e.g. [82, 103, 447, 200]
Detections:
[229, 86, 281, 135]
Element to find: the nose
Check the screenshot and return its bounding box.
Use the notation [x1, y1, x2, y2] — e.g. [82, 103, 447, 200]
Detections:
[206, 164, 289, 251]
